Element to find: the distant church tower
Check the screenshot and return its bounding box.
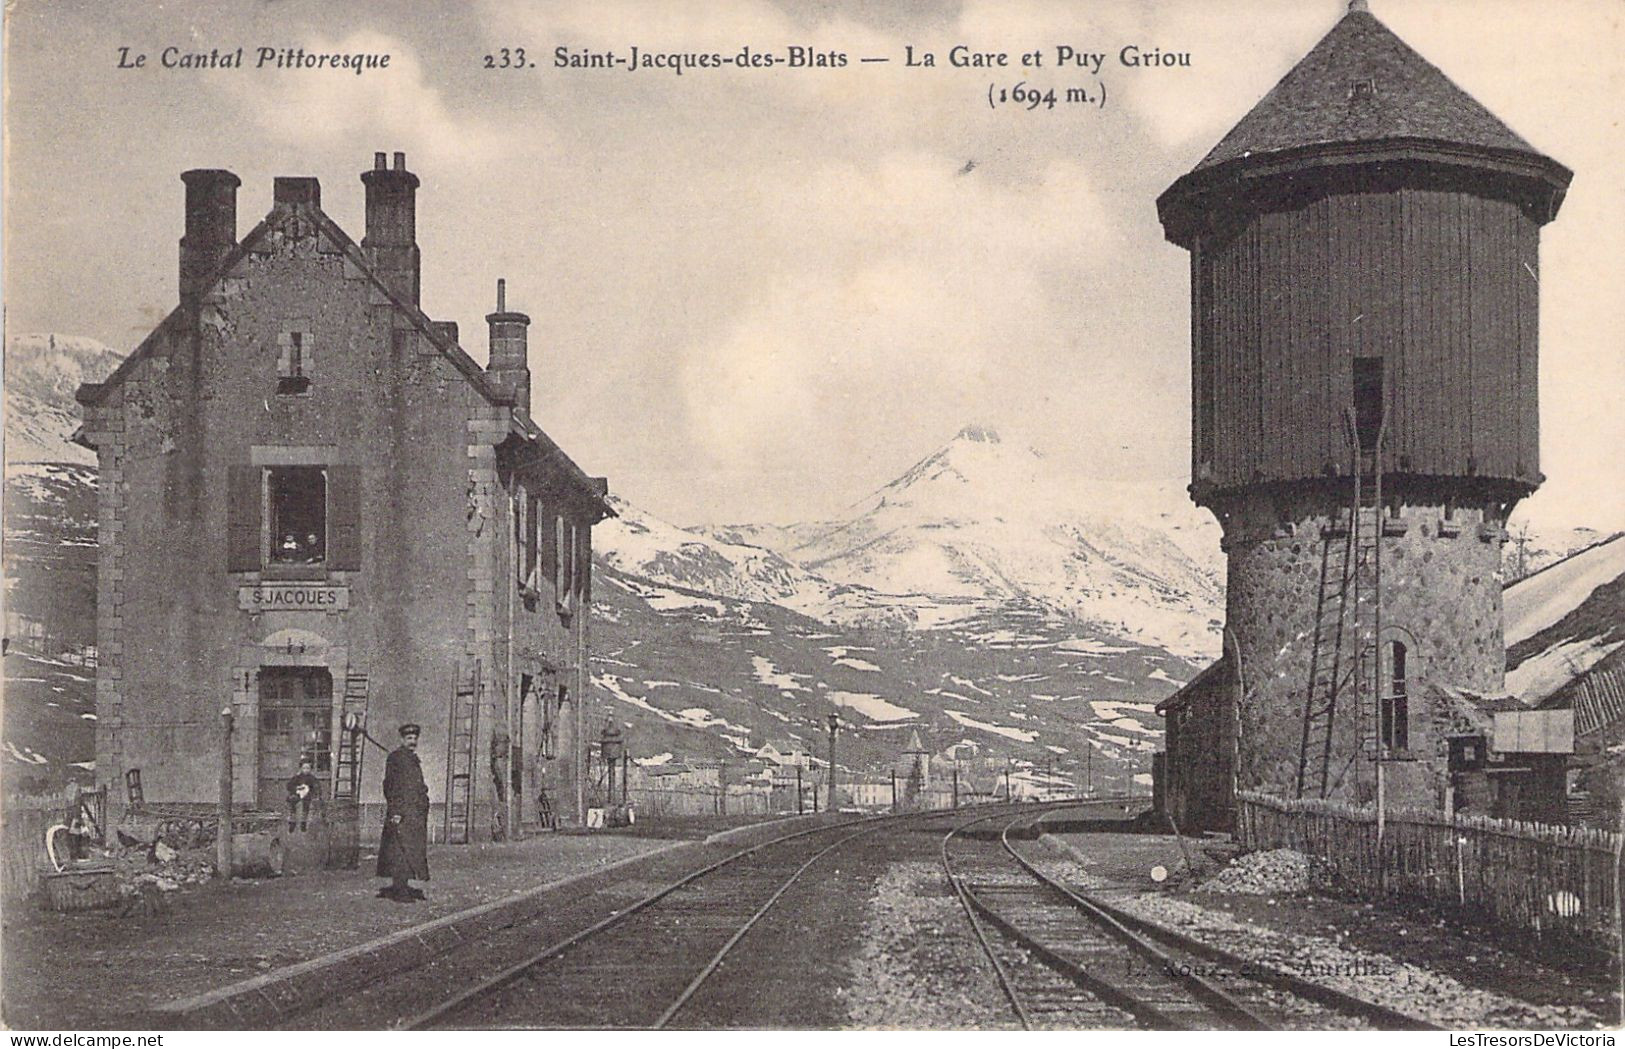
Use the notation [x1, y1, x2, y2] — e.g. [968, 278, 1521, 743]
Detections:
[1157, 2, 1570, 809]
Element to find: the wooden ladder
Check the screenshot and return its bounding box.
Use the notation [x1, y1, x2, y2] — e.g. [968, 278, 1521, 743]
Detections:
[1350, 436, 1384, 779]
[443, 661, 481, 845]
[333, 670, 370, 801]
[1297, 408, 1385, 799]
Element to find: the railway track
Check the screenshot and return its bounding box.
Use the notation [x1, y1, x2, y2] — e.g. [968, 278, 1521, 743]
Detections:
[943, 809, 1436, 1030]
[404, 806, 1029, 1029]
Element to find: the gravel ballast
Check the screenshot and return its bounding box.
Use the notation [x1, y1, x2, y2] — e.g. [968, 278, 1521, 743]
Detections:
[841, 861, 1019, 1029]
[1198, 849, 1312, 895]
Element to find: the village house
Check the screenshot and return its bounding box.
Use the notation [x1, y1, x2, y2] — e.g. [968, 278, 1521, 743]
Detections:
[1155, 3, 1571, 828]
[756, 739, 813, 769]
[74, 153, 611, 841]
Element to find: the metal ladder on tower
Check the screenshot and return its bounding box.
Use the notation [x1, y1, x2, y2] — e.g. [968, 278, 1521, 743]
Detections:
[333, 670, 370, 801]
[443, 660, 481, 845]
[1296, 408, 1385, 798]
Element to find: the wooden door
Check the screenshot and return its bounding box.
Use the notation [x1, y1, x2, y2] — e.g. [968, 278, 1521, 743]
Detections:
[258, 668, 334, 807]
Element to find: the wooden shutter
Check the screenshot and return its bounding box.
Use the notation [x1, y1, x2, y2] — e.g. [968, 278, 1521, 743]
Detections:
[570, 524, 580, 598]
[327, 464, 363, 571]
[525, 494, 539, 583]
[226, 465, 262, 571]
[554, 515, 566, 596]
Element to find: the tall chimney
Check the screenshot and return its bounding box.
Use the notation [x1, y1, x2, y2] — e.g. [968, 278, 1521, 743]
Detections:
[486, 278, 532, 414]
[360, 151, 421, 305]
[179, 169, 240, 302]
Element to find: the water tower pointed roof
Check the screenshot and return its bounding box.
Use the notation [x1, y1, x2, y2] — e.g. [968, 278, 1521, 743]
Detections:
[1158, 3, 1571, 248]
[1193, 5, 1541, 173]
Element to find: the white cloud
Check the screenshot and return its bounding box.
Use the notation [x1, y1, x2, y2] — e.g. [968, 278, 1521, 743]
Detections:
[224, 33, 518, 167]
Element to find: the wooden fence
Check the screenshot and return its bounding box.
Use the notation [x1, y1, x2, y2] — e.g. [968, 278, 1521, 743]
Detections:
[626, 785, 775, 818]
[1237, 791, 1623, 949]
[1, 788, 105, 905]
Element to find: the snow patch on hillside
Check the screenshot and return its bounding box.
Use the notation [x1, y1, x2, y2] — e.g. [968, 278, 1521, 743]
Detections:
[827, 691, 918, 722]
[944, 709, 1039, 743]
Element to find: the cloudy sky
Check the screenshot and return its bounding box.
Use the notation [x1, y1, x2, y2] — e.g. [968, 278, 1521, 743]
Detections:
[5, 0, 1622, 529]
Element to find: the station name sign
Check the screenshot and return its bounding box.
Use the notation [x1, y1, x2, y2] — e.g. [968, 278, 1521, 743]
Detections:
[238, 585, 349, 612]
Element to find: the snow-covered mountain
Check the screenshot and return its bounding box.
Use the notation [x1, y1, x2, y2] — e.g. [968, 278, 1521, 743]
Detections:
[3, 334, 124, 467]
[706, 426, 1226, 662]
[595, 496, 906, 627]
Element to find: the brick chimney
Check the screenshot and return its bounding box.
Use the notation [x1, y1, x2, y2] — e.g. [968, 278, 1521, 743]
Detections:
[486, 278, 531, 413]
[273, 176, 321, 208]
[360, 151, 421, 305]
[179, 169, 240, 302]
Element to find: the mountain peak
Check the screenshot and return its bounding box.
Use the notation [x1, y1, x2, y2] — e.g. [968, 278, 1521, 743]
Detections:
[954, 424, 1001, 444]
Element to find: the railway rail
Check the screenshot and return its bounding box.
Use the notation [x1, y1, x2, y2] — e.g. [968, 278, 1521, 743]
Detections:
[402, 805, 1045, 1029]
[942, 807, 1437, 1030]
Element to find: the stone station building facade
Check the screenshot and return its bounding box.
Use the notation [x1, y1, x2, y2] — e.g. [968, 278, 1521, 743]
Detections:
[75, 152, 611, 839]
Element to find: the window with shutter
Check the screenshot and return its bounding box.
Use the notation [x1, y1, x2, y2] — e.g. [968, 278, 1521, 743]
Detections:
[268, 467, 326, 565]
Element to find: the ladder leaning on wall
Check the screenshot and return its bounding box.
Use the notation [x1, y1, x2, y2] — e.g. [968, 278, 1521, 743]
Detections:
[333, 670, 370, 801]
[444, 660, 481, 845]
[1296, 407, 1385, 799]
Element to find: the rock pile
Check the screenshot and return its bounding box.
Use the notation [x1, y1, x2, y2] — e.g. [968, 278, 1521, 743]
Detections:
[107, 844, 216, 895]
[1198, 848, 1311, 895]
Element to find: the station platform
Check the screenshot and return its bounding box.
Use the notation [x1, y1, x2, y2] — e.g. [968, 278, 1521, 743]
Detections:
[3, 826, 710, 1029]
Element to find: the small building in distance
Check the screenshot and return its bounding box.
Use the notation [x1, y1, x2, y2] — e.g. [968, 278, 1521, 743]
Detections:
[1154, 1, 1571, 828]
[75, 153, 612, 839]
[1487, 536, 1625, 827]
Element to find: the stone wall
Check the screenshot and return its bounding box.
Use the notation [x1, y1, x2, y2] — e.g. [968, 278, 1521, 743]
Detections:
[1217, 482, 1513, 809]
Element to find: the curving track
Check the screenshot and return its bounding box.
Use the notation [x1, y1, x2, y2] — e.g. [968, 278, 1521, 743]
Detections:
[943, 807, 1435, 1030]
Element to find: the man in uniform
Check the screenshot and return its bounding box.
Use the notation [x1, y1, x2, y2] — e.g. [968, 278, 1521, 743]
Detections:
[377, 723, 430, 901]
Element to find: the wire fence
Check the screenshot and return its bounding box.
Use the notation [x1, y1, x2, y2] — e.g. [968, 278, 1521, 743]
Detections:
[1237, 791, 1623, 950]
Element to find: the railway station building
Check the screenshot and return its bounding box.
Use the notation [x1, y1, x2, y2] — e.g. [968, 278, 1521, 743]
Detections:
[75, 152, 611, 839]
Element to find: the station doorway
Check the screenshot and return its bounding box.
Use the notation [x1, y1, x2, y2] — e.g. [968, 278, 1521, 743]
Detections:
[258, 667, 334, 806]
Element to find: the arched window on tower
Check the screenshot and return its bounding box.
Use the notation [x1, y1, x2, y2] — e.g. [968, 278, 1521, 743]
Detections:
[1381, 640, 1409, 753]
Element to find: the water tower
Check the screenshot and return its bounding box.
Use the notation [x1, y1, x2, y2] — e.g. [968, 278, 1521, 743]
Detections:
[1157, 1, 1570, 808]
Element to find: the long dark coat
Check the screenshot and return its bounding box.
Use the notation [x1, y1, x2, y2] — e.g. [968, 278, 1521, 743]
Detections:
[377, 745, 430, 880]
